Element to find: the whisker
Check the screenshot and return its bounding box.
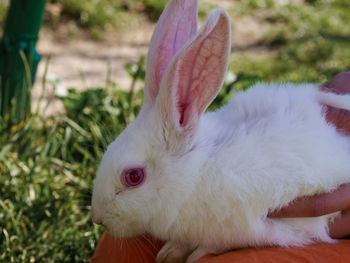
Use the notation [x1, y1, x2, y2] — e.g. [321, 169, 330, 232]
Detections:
[134, 237, 145, 262]
[142, 234, 160, 254]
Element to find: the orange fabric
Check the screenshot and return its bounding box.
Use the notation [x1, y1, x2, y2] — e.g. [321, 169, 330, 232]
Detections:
[91, 233, 350, 263]
[91, 233, 164, 263]
[199, 241, 350, 263]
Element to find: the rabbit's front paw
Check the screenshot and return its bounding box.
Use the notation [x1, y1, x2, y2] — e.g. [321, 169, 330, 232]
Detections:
[156, 241, 190, 263]
[185, 247, 211, 263]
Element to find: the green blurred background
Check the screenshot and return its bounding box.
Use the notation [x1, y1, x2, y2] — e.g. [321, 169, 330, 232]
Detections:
[0, 0, 349, 262]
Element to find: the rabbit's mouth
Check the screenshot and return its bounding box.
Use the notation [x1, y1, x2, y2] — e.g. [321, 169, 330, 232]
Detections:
[102, 214, 146, 238]
[105, 223, 145, 238]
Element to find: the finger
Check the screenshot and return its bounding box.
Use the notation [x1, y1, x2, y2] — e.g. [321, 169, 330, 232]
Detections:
[320, 72, 350, 135]
[329, 209, 350, 239]
[322, 72, 350, 94]
[268, 183, 350, 218]
[325, 107, 350, 136]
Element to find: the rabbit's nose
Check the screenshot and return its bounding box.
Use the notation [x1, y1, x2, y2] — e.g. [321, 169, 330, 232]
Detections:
[93, 217, 103, 225]
[92, 212, 103, 225]
[91, 204, 104, 225]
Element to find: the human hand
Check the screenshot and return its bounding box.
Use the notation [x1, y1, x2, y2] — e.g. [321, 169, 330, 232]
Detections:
[268, 72, 350, 239]
[268, 183, 350, 238]
[322, 71, 350, 135]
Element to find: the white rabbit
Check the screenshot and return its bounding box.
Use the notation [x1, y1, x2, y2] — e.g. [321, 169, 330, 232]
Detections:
[91, 0, 350, 262]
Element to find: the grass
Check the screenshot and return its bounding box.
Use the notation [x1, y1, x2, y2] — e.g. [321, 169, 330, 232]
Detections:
[230, 0, 350, 83]
[0, 58, 145, 262]
[0, 0, 350, 262]
[0, 55, 150, 261]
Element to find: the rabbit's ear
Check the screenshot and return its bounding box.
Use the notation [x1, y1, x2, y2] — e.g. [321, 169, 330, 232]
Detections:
[157, 9, 231, 150]
[143, 0, 198, 110]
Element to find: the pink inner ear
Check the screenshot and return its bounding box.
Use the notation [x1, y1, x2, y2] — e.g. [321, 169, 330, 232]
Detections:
[178, 12, 230, 126]
[179, 102, 189, 125]
[155, 18, 197, 94]
[173, 10, 231, 128]
[145, 0, 198, 105]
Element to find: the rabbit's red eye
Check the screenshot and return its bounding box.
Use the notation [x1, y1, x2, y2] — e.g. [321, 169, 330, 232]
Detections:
[121, 168, 145, 188]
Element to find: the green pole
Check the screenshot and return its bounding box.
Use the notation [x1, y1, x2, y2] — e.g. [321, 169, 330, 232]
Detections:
[0, 0, 46, 123]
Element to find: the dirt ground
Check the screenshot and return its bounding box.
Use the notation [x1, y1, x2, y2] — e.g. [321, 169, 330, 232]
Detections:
[33, 0, 270, 114]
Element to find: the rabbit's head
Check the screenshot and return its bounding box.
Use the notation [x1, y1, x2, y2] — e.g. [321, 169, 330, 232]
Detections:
[92, 0, 231, 238]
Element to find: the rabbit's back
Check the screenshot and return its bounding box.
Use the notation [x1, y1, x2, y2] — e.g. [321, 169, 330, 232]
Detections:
[189, 83, 350, 248]
[211, 83, 350, 199]
[224, 83, 325, 126]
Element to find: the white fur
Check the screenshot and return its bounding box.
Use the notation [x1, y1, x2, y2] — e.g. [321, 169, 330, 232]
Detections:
[92, 0, 350, 262]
